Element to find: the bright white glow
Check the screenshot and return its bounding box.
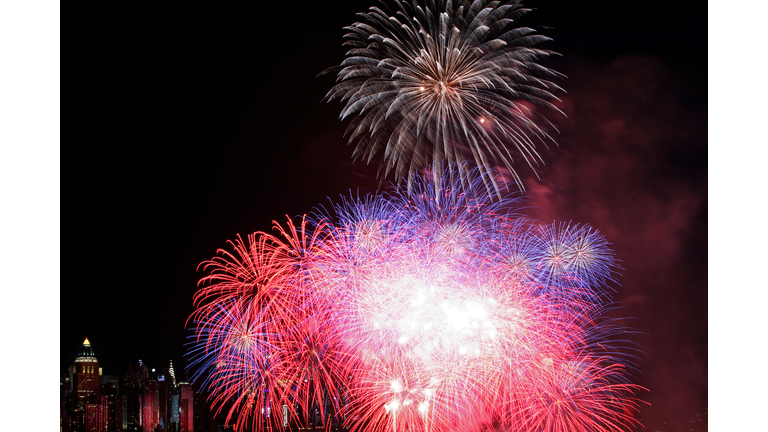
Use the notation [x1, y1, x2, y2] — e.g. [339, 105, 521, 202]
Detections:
[447, 304, 470, 330]
[391, 380, 403, 393]
[411, 288, 427, 306]
[418, 402, 428, 414]
[384, 399, 401, 413]
[466, 302, 487, 319]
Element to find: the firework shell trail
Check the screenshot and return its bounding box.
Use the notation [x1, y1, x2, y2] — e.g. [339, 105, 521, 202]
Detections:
[323, 0, 564, 193]
[188, 169, 646, 432]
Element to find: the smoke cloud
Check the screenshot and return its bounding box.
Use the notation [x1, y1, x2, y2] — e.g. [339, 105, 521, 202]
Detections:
[522, 55, 707, 431]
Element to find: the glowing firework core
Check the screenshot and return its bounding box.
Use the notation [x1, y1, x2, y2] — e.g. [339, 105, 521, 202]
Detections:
[364, 275, 500, 355]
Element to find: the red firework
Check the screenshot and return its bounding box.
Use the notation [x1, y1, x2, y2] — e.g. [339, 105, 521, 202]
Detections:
[188, 178, 646, 432]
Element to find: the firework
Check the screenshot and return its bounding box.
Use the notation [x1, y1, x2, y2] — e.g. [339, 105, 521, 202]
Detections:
[188, 169, 645, 432]
[323, 0, 564, 192]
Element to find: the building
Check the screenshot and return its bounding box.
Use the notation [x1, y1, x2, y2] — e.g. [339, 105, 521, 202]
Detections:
[61, 338, 210, 432]
[101, 383, 119, 432]
[122, 360, 145, 431]
[142, 376, 159, 432]
[158, 372, 168, 429]
[63, 338, 108, 432]
[74, 338, 101, 405]
[179, 382, 194, 432]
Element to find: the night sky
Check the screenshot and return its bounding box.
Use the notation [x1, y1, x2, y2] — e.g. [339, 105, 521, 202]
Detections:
[62, 1, 707, 430]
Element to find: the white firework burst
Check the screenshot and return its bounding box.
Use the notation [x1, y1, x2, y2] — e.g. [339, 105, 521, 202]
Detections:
[324, 0, 564, 193]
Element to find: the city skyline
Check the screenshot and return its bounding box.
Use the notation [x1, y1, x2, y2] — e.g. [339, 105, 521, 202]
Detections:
[61, 337, 202, 431]
[61, 1, 706, 431]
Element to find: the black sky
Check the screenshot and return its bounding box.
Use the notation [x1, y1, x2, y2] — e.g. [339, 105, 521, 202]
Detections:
[65, 1, 706, 430]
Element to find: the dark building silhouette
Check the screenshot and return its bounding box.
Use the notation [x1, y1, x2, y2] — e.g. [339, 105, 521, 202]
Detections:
[61, 370, 73, 432]
[142, 376, 160, 432]
[84, 401, 108, 432]
[179, 382, 194, 432]
[122, 360, 146, 431]
[101, 382, 119, 432]
[158, 373, 169, 429]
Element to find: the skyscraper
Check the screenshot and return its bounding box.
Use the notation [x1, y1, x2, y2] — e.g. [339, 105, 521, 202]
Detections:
[179, 382, 194, 432]
[122, 360, 145, 431]
[142, 376, 159, 432]
[73, 338, 101, 405]
[67, 338, 108, 432]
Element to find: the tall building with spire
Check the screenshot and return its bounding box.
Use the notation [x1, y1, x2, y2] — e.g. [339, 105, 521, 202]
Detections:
[74, 338, 101, 404]
[168, 359, 177, 387]
[64, 338, 109, 432]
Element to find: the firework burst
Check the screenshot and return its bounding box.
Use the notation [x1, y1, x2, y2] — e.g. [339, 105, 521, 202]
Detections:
[324, 0, 564, 192]
[188, 169, 645, 432]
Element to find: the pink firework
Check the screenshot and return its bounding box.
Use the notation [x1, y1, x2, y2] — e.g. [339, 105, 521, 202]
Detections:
[188, 171, 646, 432]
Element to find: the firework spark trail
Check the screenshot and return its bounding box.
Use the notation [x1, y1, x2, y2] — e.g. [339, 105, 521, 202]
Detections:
[323, 0, 564, 193]
[188, 169, 645, 432]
